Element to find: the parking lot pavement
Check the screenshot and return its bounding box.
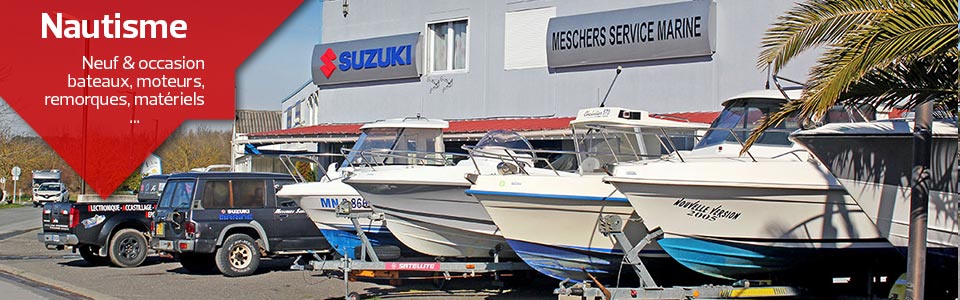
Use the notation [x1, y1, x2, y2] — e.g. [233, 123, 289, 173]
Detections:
[0, 229, 557, 300]
[0, 206, 41, 237]
[0, 272, 74, 300]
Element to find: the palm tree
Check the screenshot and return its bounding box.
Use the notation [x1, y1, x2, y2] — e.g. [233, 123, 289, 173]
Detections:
[746, 0, 958, 149]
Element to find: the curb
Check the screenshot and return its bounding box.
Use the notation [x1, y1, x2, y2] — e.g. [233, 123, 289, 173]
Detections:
[0, 263, 122, 300]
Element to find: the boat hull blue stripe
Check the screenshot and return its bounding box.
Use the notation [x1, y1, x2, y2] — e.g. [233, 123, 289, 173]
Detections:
[320, 229, 408, 259]
[506, 239, 627, 282]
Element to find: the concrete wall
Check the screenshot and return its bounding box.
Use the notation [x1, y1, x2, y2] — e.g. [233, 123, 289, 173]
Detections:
[292, 0, 818, 125]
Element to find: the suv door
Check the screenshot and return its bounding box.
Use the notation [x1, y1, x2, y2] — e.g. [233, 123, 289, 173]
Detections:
[155, 180, 196, 242]
[271, 179, 327, 251]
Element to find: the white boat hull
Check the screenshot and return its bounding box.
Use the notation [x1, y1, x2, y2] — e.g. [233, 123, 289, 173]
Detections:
[607, 159, 890, 279]
[349, 182, 511, 258]
[279, 180, 405, 259]
[467, 174, 664, 282]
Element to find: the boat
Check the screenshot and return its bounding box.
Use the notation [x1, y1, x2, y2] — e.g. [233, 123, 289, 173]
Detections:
[276, 117, 450, 259]
[463, 107, 707, 282]
[790, 117, 958, 257]
[604, 90, 893, 280]
[343, 130, 559, 258]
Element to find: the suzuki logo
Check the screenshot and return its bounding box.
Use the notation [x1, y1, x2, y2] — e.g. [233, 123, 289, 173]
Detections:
[320, 48, 338, 78]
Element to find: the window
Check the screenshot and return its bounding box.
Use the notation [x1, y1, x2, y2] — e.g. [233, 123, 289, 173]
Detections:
[285, 107, 293, 129]
[201, 181, 230, 208]
[159, 181, 195, 209]
[198, 180, 266, 209]
[294, 100, 302, 127]
[428, 19, 468, 72]
[504, 7, 555, 69]
[232, 180, 266, 209]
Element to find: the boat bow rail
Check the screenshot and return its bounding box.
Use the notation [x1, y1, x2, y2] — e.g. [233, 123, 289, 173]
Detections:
[341, 148, 468, 170]
[278, 153, 348, 183]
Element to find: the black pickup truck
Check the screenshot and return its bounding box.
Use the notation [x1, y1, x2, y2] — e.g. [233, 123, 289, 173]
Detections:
[38, 175, 168, 267]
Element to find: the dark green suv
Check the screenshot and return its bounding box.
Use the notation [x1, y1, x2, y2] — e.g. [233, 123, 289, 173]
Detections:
[150, 172, 328, 276]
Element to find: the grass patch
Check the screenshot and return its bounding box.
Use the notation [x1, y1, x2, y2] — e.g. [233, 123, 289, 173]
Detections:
[0, 203, 28, 209]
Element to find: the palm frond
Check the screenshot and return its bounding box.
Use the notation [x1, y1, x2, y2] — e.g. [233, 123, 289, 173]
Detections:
[744, 0, 958, 152]
[757, 0, 895, 72]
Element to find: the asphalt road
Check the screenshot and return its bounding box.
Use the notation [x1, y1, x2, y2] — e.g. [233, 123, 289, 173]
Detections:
[0, 206, 41, 238]
[0, 208, 557, 300]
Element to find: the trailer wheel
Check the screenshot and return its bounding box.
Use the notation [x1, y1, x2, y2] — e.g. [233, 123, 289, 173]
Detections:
[78, 245, 109, 266]
[215, 234, 260, 277]
[108, 229, 148, 268]
[346, 292, 361, 300]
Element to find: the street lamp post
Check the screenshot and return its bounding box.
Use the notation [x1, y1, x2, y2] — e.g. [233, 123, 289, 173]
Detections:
[905, 101, 933, 300]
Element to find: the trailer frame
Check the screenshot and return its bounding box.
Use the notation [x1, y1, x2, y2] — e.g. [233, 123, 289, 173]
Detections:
[290, 201, 531, 300]
[553, 214, 799, 300]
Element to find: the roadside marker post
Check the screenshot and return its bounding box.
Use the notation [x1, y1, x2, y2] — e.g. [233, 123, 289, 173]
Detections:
[11, 166, 21, 205]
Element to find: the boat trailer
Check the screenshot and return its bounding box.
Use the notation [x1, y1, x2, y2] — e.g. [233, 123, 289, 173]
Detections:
[290, 201, 530, 300]
[554, 215, 799, 300]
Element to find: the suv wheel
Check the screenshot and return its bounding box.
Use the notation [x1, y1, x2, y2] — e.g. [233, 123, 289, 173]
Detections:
[179, 253, 216, 273]
[215, 234, 260, 277]
[108, 229, 148, 268]
[78, 245, 109, 266]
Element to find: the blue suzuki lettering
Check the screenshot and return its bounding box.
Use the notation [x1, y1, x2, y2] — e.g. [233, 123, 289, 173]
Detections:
[351, 50, 364, 70]
[364, 49, 379, 69]
[378, 47, 393, 67]
[338, 52, 351, 71]
[392, 45, 406, 65]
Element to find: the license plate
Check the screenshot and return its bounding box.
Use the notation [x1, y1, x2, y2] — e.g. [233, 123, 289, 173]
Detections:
[157, 240, 173, 251]
[156, 223, 164, 236]
[48, 234, 60, 242]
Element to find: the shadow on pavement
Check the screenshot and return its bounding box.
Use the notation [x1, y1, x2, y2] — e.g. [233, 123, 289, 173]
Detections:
[58, 255, 172, 268]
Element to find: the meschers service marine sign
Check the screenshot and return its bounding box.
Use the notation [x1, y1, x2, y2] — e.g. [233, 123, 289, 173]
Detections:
[546, 1, 716, 68]
[311, 33, 422, 86]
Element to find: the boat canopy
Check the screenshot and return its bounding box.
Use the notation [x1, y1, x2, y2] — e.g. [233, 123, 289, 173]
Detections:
[344, 117, 447, 167]
[698, 94, 875, 149]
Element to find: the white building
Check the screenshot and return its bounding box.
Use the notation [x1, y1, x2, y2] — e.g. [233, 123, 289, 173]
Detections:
[241, 0, 819, 167]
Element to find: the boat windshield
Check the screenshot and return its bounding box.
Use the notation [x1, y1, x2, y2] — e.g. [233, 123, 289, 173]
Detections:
[695, 98, 800, 149]
[572, 126, 645, 174]
[343, 127, 445, 167]
[475, 130, 534, 151]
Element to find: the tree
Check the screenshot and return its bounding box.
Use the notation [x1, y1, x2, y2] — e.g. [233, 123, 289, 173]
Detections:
[748, 0, 958, 148]
[154, 126, 231, 173]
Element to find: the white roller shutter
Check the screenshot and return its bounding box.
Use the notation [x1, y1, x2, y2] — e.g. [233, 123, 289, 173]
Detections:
[504, 6, 555, 70]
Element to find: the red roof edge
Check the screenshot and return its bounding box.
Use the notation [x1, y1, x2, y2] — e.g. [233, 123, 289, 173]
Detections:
[246, 112, 718, 138]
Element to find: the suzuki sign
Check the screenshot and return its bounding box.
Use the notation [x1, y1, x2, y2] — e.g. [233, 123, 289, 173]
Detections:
[311, 33, 422, 86]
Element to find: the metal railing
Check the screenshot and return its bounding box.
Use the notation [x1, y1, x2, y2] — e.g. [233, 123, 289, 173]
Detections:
[582, 123, 801, 163]
[462, 145, 656, 176]
[278, 153, 348, 183]
[341, 148, 470, 171]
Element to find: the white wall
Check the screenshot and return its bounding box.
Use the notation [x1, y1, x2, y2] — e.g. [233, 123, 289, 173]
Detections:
[306, 0, 818, 125]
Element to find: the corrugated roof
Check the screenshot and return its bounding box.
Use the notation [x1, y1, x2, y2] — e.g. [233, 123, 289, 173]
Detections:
[251, 123, 363, 137]
[235, 110, 283, 134]
[246, 112, 718, 138]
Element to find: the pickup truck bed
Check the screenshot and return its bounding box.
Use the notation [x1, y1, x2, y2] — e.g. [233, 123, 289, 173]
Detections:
[38, 175, 167, 268]
[39, 201, 156, 267]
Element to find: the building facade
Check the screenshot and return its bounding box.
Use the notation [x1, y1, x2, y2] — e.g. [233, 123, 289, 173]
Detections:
[280, 0, 818, 128]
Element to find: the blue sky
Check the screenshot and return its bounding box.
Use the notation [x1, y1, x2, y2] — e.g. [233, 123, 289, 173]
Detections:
[1, 0, 323, 134]
[236, 0, 323, 110]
